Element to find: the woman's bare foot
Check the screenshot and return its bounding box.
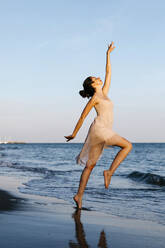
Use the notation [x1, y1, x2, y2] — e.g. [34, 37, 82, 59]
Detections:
[103, 170, 113, 189]
[73, 195, 82, 209]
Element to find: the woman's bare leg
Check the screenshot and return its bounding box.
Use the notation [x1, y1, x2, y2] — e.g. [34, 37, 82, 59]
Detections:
[104, 135, 132, 188]
[74, 163, 96, 209]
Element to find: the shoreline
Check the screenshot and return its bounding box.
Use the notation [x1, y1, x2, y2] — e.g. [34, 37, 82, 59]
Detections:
[0, 174, 165, 248]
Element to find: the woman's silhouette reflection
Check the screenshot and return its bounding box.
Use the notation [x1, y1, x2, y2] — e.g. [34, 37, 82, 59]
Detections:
[69, 209, 108, 248]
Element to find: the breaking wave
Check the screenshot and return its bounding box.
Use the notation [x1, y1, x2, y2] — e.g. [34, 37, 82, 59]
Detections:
[128, 171, 165, 187]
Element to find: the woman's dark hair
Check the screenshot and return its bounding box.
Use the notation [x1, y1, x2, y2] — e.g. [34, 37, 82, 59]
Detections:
[79, 76, 95, 98]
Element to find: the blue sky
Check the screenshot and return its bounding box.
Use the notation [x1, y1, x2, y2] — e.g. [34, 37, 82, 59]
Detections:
[0, 0, 165, 142]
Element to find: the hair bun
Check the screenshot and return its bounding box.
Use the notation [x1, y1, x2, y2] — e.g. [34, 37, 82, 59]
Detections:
[79, 90, 87, 98]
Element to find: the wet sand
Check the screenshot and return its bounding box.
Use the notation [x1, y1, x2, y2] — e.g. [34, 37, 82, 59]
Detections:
[0, 175, 165, 248]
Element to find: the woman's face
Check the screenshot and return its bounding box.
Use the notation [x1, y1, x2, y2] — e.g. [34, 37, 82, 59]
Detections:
[91, 77, 103, 87]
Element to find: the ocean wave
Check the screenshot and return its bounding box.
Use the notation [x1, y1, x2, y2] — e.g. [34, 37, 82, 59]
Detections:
[7, 146, 20, 150]
[0, 161, 77, 177]
[128, 171, 165, 187]
[0, 162, 57, 176]
[0, 161, 18, 166]
[0, 153, 6, 157]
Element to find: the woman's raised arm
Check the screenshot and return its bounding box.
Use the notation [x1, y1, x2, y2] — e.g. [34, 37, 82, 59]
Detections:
[64, 96, 98, 142]
[102, 42, 115, 96]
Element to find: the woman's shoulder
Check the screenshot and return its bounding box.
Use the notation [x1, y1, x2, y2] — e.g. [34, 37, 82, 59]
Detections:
[93, 92, 110, 101]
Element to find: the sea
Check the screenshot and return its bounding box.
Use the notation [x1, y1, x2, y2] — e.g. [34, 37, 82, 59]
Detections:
[0, 143, 165, 225]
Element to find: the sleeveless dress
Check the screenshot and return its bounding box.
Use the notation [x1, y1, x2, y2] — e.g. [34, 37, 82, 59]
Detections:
[76, 93, 117, 166]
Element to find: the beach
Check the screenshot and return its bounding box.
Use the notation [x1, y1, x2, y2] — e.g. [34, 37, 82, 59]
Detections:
[0, 175, 165, 248]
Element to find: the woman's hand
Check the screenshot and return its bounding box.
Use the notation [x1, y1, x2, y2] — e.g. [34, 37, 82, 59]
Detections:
[64, 134, 75, 142]
[107, 42, 115, 54]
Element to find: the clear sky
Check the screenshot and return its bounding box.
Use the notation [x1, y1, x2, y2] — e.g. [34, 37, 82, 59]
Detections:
[0, 0, 165, 143]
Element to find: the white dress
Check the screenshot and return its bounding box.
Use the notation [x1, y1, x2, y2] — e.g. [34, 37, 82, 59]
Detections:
[76, 93, 117, 166]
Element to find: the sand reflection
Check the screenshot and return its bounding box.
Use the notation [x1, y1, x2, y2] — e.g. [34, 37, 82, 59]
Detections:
[69, 209, 108, 248]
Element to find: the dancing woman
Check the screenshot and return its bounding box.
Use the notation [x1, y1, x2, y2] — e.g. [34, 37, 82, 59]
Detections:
[65, 42, 132, 209]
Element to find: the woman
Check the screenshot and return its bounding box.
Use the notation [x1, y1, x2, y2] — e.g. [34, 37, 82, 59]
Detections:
[65, 42, 132, 209]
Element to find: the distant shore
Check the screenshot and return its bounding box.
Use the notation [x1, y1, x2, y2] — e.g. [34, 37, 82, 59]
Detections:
[0, 141, 26, 144]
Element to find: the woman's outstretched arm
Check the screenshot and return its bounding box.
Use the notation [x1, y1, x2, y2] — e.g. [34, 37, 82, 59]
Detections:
[102, 42, 115, 96]
[64, 97, 98, 142]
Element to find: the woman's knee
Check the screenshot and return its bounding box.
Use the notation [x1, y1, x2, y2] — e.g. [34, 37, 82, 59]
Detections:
[127, 142, 133, 152]
[113, 135, 132, 152]
[85, 162, 96, 170]
[123, 140, 132, 153]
